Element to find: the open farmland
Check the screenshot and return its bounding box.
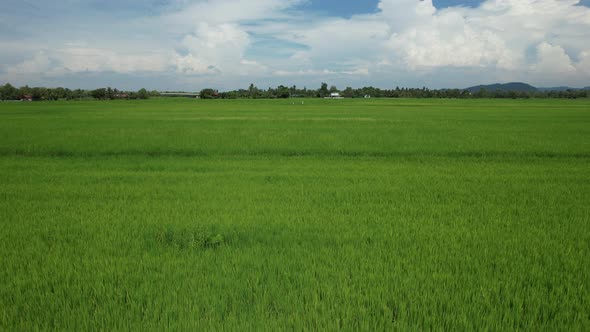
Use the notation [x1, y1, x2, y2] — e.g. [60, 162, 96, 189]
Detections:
[0, 98, 589, 330]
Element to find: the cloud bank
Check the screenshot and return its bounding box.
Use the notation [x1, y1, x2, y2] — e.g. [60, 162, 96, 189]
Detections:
[1, 0, 589, 89]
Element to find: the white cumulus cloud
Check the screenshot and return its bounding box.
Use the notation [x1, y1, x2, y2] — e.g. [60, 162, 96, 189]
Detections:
[1, 0, 590, 89]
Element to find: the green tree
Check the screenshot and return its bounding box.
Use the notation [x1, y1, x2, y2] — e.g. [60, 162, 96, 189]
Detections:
[137, 88, 149, 99]
[0, 83, 19, 100]
[31, 87, 48, 100]
[106, 87, 114, 100]
[475, 88, 489, 98]
[318, 82, 329, 97]
[249, 83, 261, 99]
[91, 88, 107, 100]
[19, 85, 32, 97]
[276, 85, 290, 98]
[342, 87, 354, 98]
[72, 89, 86, 100]
[200, 89, 219, 99]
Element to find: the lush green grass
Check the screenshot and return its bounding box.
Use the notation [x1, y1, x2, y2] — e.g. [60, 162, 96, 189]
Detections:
[1, 98, 589, 330]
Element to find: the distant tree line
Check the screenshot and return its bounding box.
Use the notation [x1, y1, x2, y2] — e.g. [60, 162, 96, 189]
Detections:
[204, 83, 589, 99]
[0, 83, 159, 101]
[1, 82, 588, 101]
[206, 84, 469, 99]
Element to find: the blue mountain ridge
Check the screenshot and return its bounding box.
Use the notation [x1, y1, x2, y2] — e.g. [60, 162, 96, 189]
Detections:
[465, 82, 590, 93]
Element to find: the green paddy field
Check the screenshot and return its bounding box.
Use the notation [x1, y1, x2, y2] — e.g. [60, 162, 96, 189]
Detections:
[1, 98, 589, 330]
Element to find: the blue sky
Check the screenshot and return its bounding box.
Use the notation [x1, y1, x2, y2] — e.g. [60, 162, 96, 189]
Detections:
[291, 1, 590, 17]
[1, 0, 590, 90]
[299, 0, 490, 17]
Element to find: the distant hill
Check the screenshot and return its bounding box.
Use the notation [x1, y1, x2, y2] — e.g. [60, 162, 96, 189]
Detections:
[467, 83, 590, 93]
[465, 82, 538, 93]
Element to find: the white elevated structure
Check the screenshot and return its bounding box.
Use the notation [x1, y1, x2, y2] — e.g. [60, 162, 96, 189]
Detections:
[160, 92, 200, 98]
[325, 92, 344, 99]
